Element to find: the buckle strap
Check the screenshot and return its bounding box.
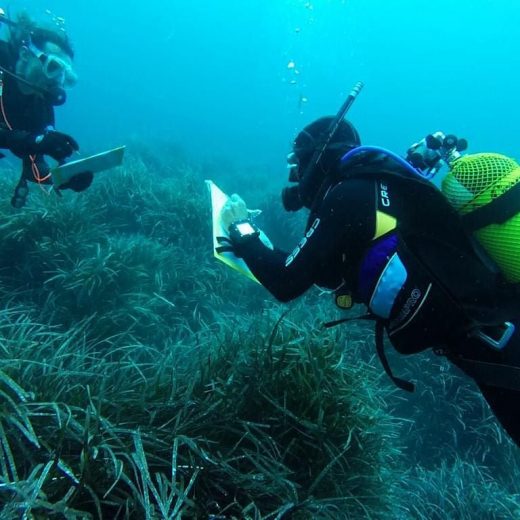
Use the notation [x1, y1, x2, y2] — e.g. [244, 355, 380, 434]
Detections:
[471, 322, 515, 350]
[462, 181, 520, 231]
[324, 315, 415, 392]
[375, 320, 415, 393]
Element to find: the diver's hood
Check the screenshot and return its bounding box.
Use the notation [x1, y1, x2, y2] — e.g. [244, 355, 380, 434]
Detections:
[284, 117, 361, 211]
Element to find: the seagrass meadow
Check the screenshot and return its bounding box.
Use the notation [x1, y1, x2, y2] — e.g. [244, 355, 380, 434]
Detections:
[0, 145, 519, 519]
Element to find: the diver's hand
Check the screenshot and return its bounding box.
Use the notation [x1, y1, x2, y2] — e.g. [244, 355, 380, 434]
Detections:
[35, 131, 79, 161]
[58, 171, 93, 192]
[215, 220, 261, 259]
[7, 130, 79, 161]
[220, 194, 249, 229]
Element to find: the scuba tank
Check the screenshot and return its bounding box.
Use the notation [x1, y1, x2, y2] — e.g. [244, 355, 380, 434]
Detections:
[407, 133, 520, 283]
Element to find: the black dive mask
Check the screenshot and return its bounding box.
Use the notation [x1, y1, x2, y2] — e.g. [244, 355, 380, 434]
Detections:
[282, 151, 305, 211]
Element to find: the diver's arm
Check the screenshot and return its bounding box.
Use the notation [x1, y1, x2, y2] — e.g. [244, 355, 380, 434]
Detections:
[0, 127, 42, 157]
[238, 181, 373, 302]
[0, 128, 77, 160]
[0, 100, 58, 157]
[0, 127, 22, 150]
[236, 238, 314, 302]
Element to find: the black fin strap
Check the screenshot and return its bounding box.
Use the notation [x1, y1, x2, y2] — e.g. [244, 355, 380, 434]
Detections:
[462, 181, 520, 232]
[451, 356, 520, 392]
[375, 321, 415, 393]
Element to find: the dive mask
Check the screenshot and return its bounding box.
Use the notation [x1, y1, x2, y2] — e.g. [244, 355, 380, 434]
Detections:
[282, 151, 304, 211]
[28, 41, 77, 89]
[286, 151, 300, 182]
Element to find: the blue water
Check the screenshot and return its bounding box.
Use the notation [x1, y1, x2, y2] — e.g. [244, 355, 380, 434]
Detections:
[3, 3, 520, 516]
[7, 0, 520, 182]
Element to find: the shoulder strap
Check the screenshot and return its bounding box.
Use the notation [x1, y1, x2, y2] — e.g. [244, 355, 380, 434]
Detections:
[375, 320, 415, 392]
[462, 181, 520, 231]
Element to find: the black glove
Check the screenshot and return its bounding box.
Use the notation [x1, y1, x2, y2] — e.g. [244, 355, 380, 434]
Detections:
[8, 130, 79, 161]
[59, 171, 94, 192]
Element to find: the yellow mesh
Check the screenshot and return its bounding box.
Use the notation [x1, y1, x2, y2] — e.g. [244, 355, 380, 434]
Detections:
[442, 153, 520, 214]
[441, 153, 520, 282]
[476, 221, 520, 283]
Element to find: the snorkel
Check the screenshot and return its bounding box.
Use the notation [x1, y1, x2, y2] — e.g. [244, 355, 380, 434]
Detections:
[282, 81, 364, 211]
[310, 81, 364, 169]
[0, 9, 69, 106]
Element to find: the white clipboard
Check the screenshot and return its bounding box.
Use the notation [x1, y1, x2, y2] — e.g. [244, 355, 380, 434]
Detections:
[51, 146, 125, 188]
[206, 180, 272, 284]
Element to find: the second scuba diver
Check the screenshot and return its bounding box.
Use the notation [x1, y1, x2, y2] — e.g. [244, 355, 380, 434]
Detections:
[0, 10, 92, 207]
[216, 83, 520, 448]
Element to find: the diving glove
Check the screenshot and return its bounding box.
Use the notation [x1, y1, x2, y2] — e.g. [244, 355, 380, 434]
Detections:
[7, 129, 79, 161]
[59, 171, 94, 192]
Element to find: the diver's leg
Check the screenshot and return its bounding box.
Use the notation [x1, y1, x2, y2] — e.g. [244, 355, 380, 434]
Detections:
[477, 384, 520, 448]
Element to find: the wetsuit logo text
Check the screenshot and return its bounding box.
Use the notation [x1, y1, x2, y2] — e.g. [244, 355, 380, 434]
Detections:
[285, 218, 321, 267]
[390, 287, 425, 331]
[380, 182, 390, 207]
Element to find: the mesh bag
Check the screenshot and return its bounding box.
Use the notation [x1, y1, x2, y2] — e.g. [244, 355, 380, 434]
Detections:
[442, 153, 520, 282]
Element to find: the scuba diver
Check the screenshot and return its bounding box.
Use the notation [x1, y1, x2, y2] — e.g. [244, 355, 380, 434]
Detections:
[0, 9, 92, 208]
[216, 82, 520, 448]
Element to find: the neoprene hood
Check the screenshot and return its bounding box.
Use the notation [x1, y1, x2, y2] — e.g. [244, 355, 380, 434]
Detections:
[282, 116, 361, 211]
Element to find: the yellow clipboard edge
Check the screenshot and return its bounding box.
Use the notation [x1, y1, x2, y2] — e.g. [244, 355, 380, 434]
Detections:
[206, 180, 260, 284]
[51, 146, 126, 188]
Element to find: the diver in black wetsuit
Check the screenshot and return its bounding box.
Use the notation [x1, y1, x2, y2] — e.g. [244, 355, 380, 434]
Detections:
[0, 11, 92, 207]
[217, 113, 520, 449]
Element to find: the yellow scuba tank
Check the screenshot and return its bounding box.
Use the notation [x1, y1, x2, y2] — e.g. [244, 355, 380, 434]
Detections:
[441, 153, 520, 283]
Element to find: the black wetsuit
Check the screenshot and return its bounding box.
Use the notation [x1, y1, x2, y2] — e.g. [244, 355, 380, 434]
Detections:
[241, 175, 499, 352]
[0, 41, 54, 180]
[238, 174, 520, 447]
